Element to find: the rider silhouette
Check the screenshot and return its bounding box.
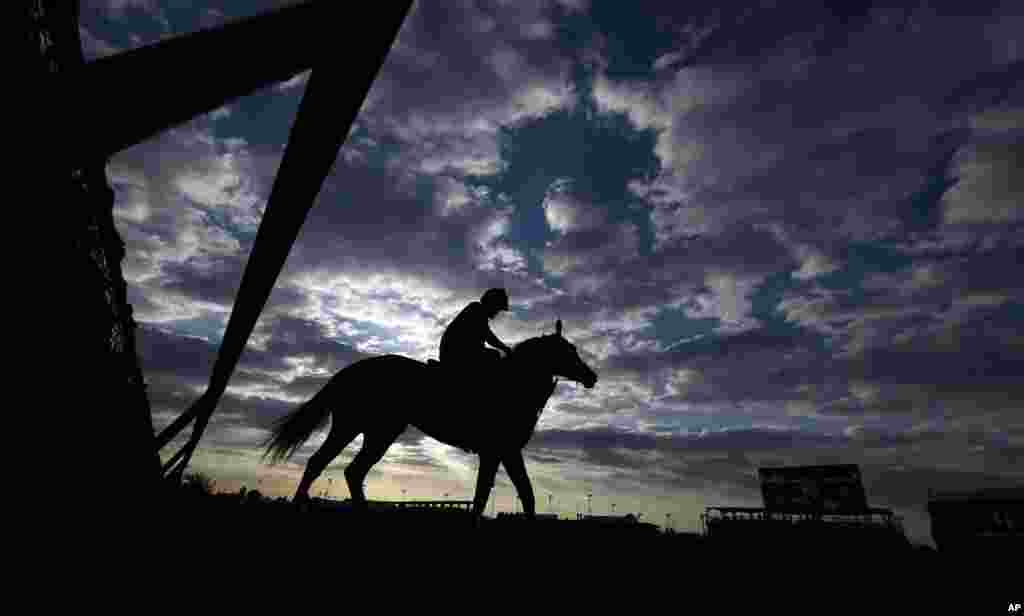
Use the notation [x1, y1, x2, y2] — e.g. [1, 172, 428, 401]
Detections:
[440, 288, 512, 377]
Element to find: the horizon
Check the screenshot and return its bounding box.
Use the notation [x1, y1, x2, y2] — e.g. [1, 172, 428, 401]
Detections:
[79, 1, 1023, 547]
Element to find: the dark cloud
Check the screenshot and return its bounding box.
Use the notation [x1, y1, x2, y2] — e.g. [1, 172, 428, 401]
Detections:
[258, 314, 368, 372]
[158, 255, 245, 306]
[861, 465, 1024, 510]
[368, 1, 575, 122]
[137, 325, 218, 386]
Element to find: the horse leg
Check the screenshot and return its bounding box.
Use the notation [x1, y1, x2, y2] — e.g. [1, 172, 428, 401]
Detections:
[293, 420, 360, 504]
[472, 454, 500, 522]
[502, 450, 536, 519]
[344, 423, 405, 511]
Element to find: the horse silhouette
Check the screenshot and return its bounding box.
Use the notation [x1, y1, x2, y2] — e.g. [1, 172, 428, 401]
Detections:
[263, 319, 597, 520]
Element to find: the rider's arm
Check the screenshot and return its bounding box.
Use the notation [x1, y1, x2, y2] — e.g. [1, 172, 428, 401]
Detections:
[484, 325, 511, 354]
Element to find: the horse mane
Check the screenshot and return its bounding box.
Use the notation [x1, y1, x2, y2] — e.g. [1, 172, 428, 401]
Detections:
[510, 334, 552, 358]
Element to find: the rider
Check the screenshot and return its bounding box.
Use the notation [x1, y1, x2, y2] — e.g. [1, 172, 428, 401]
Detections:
[439, 288, 512, 377]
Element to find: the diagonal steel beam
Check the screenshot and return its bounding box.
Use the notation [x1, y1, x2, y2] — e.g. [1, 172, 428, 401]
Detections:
[158, 3, 413, 474]
[73, 1, 397, 160]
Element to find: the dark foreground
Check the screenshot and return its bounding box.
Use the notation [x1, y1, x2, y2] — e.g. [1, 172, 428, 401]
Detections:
[151, 486, 1019, 560]
[70, 485, 1016, 611]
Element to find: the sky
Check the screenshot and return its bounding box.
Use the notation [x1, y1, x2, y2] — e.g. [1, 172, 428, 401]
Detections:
[81, 0, 1022, 544]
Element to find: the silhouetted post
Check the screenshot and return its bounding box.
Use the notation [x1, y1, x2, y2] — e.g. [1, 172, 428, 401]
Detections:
[587, 492, 593, 515]
[42, 0, 164, 510]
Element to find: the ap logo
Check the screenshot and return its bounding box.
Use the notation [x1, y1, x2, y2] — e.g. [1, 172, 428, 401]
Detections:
[1009, 604, 1021, 613]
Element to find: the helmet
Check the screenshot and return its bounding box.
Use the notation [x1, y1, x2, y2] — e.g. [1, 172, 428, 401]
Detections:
[481, 288, 510, 311]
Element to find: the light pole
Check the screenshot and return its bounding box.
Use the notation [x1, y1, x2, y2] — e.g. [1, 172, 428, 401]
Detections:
[611, 503, 616, 516]
[587, 492, 593, 516]
[548, 493, 553, 514]
[666, 512, 672, 533]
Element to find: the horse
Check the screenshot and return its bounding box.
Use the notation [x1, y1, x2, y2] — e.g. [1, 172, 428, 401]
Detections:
[262, 319, 598, 520]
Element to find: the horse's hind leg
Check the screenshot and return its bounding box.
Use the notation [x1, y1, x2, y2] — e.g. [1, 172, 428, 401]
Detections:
[344, 423, 405, 510]
[294, 421, 360, 503]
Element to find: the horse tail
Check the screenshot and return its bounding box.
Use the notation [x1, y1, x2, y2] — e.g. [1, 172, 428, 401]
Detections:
[262, 376, 340, 465]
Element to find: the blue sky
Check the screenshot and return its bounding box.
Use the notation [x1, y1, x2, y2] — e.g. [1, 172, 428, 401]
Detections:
[82, 0, 1023, 544]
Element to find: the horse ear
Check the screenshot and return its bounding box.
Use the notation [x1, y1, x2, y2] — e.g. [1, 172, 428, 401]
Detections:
[555, 319, 562, 336]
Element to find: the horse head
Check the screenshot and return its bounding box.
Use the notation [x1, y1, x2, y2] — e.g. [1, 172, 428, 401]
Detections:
[516, 319, 598, 389]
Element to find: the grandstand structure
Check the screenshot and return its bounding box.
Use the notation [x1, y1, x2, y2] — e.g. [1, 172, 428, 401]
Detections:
[702, 465, 908, 549]
[311, 497, 476, 513]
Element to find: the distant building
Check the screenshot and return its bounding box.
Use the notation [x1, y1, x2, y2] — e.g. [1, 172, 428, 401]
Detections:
[309, 497, 475, 513]
[389, 499, 475, 513]
[928, 486, 1023, 553]
[574, 513, 661, 534]
[702, 465, 908, 550]
[496, 512, 559, 520]
[576, 513, 639, 524]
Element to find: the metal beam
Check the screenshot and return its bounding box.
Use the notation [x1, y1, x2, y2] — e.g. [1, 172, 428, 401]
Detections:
[157, 2, 413, 471]
[71, 1, 403, 160]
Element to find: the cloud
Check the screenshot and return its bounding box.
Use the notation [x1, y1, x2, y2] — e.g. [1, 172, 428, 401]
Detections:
[790, 244, 840, 281]
[354, 1, 578, 180]
[107, 120, 278, 324]
[542, 179, 606, 234]
[600, 7, 1022, 284]
[682, 272, 761, 333]
[942, 128, 1024, 225]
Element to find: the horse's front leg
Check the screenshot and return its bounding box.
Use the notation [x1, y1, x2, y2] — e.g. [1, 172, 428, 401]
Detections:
[472, 454, 500, 523]
[502, 451, 535, 519]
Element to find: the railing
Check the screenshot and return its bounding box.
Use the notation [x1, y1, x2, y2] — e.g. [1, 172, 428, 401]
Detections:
[701, 507, 906, 538]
